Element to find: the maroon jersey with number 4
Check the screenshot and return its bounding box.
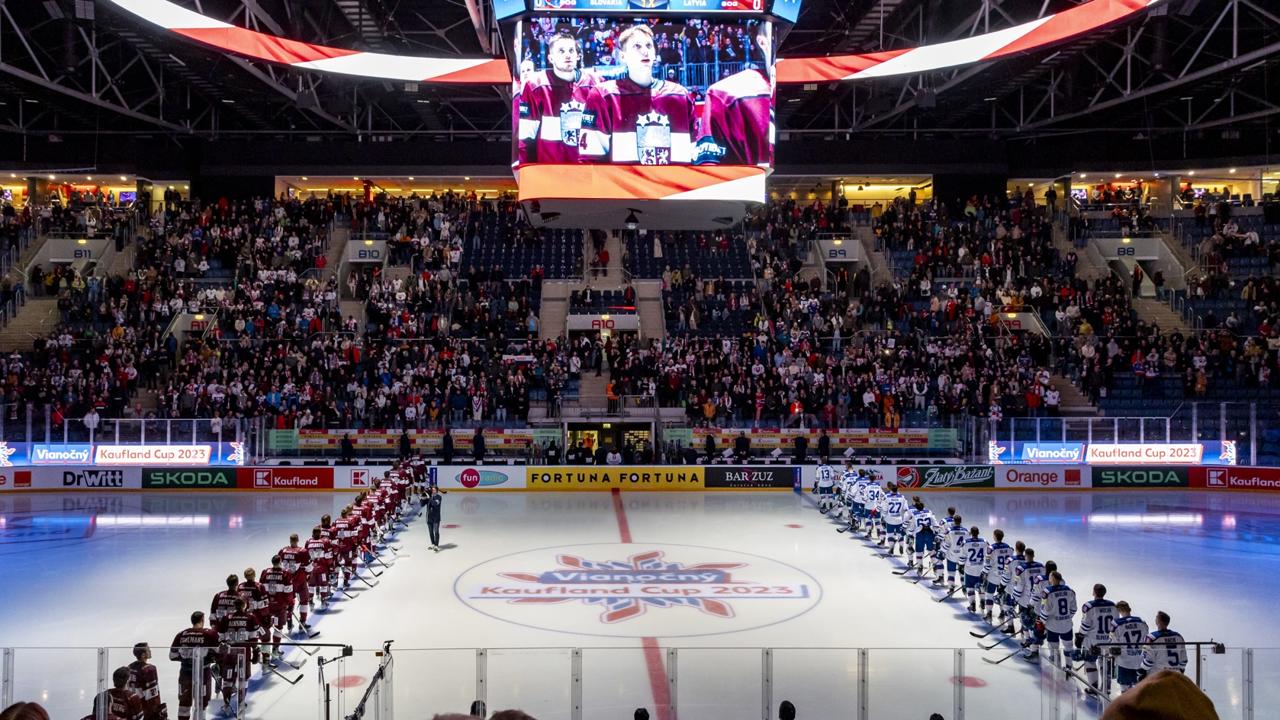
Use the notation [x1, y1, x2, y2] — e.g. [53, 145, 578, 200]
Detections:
[517, 70, 600, 166]
[580, 77, 697, 165]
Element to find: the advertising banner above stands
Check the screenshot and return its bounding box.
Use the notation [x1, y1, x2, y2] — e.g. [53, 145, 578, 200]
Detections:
[526, 467, 704, 491]
[347, 240, 387, 263]
[566, 314, 641, 332]
[0, 467, 142, 491]
[0, 442, 247, 468]
[988, 441, 1236, 466]
[297, 429, 533, 454]
[693, 428, 947, 451]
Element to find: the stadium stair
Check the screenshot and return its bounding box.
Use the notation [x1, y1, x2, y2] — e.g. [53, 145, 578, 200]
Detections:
[1049, 373, 1098, 416]
[1131, 296, 1191, 334]
[0, 296, 58, 351]
[538, 280, 570, 341]
[635, 280, 665, 340]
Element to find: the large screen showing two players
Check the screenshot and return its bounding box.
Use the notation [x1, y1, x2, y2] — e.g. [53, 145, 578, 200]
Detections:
[513, 16, 775, 170]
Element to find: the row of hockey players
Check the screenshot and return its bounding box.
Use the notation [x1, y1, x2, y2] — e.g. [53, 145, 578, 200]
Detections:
[91, 460, 426, 720]
[813, 463, 1188, 695]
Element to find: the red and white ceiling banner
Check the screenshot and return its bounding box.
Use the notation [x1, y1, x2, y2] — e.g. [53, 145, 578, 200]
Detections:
[106, 0, 1161, 86]
[775, 0, 1163, 84]
[105, 0, 511, 84]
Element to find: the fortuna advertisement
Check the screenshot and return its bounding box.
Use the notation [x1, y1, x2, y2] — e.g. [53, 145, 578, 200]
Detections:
[526, 467, 704, 490]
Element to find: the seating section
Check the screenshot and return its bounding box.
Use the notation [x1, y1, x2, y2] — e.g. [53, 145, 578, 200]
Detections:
[569, 289, 636, 315]
[626, 231, 753, 279]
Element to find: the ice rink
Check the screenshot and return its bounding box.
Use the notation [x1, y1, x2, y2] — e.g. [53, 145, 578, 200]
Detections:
[2, 488, 1276, 720]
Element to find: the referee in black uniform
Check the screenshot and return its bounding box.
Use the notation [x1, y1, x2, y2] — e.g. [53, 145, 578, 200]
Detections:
[426, 486, 444, 552]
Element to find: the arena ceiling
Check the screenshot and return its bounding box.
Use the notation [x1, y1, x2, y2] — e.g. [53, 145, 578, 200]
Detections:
[0, 0, 1278, 165]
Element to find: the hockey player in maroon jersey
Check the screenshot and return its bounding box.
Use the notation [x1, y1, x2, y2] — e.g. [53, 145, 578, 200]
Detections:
[305, 527, 332, 609]
[237, 568, 271, 660]
[89, 666, 145, 720]
[169, 611, 219, 720]
[333, 507, 358, 587]
[218, 598, 262, 705]
[695, 24, 773, 167]
[580, 24, 697, 165]
[517, 30, 600, 166]
[209, 574, 241, 630]
[126, 643, 166, 720]
[277, 533, 312, 631]
[258, 556, 291, 659]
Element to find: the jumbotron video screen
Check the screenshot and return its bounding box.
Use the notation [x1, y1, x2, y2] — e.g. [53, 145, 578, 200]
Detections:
[513, 16, 775, 168]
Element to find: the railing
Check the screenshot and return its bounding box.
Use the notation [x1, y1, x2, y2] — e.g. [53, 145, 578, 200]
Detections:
[981, 402, 1258, 464]
[0, 408, 249, 447]
[2, 643, 1266, 720]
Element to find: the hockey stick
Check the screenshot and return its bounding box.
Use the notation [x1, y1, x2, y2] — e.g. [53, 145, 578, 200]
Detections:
[982, 647, 1025, 665]
[353, 572, 380, 587]
[892, 565, 919, 576]
[275, 655, 307, 671]
[291, 612, 320, 639]
[934, 585, 963, 603]
[264, 663, 304, 686]
[971, 617, 1017, 639]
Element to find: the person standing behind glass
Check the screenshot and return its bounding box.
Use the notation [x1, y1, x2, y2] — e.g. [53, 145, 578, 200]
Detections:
[426, 486, 444, 552]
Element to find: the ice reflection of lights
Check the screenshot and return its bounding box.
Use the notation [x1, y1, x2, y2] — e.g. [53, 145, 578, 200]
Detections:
[94, 515, 212, 527]
[228, 515, 243, 529]
[1223, 515, 1237, 529]
[1086, 513, 1203, 526]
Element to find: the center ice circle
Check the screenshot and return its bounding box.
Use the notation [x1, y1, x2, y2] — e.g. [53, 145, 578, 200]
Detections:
[454, 542, 822, 638]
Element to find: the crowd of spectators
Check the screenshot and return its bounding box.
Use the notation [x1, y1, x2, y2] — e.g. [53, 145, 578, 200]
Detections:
[8, 182, 1280, 435]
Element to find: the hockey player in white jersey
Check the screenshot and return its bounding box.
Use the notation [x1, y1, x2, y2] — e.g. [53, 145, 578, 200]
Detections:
[942, 514, 967, 589]
[878, 483, 909, 555]
[984, 529, 1014, 623]
[1000, 540, 1026, 624]
[904, 499, 938, 573]
[1011, 547, 1045, 645]
[1037, 571, 1078, 667]
[1077, 583, 1118, 689]
[961, 526, 990, 614]
[814, 463, 836, 513]
[838, 464, 860, 522]
[1109, 601, 1150, 691]
[1142, 611, 1188, 675]
[862, 481, 886, 540]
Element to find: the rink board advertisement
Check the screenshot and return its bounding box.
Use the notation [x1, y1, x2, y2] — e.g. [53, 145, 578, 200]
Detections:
[237, 467, 335, 490]
[994, 465, 1089, 489]
[526, 467, 704, 490]
[0, 467, 142, 491]
[142, 468, 237, 489]
[1092, 466, 1188, 488]
[1192, 466, 1280, 491]
[704, 466, 798, 489]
